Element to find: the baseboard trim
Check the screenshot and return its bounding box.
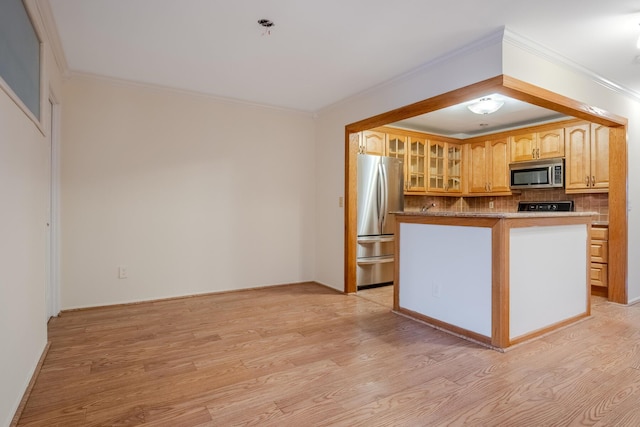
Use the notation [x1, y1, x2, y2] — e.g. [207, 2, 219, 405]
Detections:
[60, 281, 337, 314]
[10, 341, 51, 427]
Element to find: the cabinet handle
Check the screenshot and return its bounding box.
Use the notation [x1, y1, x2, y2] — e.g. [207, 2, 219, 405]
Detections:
[591, 176, 595, 186]
[536, 148, 540, 158]
[532, 149, 535, 159]
[585, 176, 590, 186]
[488, 183, 492, 191]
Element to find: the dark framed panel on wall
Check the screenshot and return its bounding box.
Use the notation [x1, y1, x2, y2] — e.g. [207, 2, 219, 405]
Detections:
[0, 0, 43, 130]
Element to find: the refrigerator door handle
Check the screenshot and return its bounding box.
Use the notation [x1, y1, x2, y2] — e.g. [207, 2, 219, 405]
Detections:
[357, 236, 395, 244]
[379, 163, 388, 229]
[377, 163, 383, 232]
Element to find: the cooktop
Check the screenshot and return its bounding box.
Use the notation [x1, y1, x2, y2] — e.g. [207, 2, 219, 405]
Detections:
[517, 201, 574, 212]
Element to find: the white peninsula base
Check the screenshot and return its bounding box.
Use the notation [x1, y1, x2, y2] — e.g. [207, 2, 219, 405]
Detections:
[394, 212, 594, 350]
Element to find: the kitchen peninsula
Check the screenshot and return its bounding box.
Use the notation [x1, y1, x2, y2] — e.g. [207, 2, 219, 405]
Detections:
[394, 211, 596, 350]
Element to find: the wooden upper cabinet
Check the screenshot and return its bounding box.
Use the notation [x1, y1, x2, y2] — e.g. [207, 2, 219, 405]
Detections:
[427, 140, 461, 193]
[447, 144, 463, 193]
[565, 124, 590, 190]
[510, 132, 537, 162]
[360, 130, 386, 156]
[406, 137, 427, 193]
[427, 140, 446, 193]
[488, 138, 511, 193]
[467, 141, 489, 193]
[537, 128, 565, 159]
[510, 128, 564, 162]
[591, 124, 609, 190]
[386, 133, 409, 191]
[386, 133, 407, 161]
[565, 123, 608, 193]
[467, 138, 510, 194]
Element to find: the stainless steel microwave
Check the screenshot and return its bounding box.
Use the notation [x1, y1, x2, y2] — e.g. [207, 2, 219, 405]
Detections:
[509, 158, 564, 189]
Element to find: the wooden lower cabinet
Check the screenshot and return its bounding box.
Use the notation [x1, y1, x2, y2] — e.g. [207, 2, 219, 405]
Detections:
[590, 226, 608, 296]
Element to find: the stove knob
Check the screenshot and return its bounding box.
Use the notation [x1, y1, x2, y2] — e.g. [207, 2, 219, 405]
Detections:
[551, 204, 557, 210]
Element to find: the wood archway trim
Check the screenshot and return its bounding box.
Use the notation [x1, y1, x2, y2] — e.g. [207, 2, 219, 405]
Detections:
[344, 74, 628, 304]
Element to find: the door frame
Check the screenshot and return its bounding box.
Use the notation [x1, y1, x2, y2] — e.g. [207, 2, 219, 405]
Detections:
[344, 75, 629, 303]
[46, 89, 61, 319]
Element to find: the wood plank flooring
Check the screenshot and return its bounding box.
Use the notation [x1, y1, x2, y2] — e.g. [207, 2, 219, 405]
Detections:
[15, 282, 640, 426]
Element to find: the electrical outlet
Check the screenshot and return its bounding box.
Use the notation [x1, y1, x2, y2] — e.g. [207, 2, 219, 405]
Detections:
[432, 282, 442, 298]
[118, 266, 128, 279]
[339, 196, 344, 207]
[489, 201, 494, 209]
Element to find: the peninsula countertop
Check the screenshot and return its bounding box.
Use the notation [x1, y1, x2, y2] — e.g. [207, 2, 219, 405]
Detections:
[396, 210, 598, 219]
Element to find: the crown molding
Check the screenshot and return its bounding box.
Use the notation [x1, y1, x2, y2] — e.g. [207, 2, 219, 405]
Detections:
[66, 71, 315, 117]
[503, 27, 640, 103]
[33, 0, 70, 77]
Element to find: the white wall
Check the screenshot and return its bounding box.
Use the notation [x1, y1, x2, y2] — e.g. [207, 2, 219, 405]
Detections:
[501, 33, 640, 302]
[0, 90, 48, 426]
[0, 8, 63, 425]
[61, 77, 316, 308]
[314, 32, 505, 290]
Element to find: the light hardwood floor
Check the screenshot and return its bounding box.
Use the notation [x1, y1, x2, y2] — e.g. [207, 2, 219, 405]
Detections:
[16, 282, 640, 426]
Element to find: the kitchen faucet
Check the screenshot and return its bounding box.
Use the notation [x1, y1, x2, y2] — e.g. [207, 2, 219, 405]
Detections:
[421, 203, 437, 212]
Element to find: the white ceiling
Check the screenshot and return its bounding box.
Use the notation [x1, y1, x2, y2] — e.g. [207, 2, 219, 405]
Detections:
[48, 0, 640, 117]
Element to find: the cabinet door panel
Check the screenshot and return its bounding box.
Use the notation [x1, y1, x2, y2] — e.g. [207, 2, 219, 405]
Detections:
[590, 263, 608, 288]
[489, 138, 510, 193]
[387, 133, 408, 191]
[427, 140, 446, 192]
[361, 131, 386, 156]
[407, 137, 426, 192]
[510, 133, 536, 162]
[467, 142, 488, 193]
[564, 125, 590, 190]
[590, 124, 609, 190]
[447, 144, 462, 193]
[537, 128, 565, 159]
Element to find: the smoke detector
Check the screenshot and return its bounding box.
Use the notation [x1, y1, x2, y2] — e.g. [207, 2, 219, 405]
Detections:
[258, 19, 275, 35]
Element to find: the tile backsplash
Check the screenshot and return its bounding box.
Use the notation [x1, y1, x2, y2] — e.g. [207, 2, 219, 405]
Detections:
[405, 189, 609, 223]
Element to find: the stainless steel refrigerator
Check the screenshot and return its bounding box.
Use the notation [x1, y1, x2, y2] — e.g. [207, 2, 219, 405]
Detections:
[357, 154, 404, 289]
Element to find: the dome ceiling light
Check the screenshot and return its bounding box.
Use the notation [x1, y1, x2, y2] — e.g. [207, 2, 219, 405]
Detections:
[467, 97, 504, 115]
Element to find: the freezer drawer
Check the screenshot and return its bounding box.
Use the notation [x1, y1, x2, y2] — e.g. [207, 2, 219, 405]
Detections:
[356, 255, 394, 288]
[357, 235, 395, 258]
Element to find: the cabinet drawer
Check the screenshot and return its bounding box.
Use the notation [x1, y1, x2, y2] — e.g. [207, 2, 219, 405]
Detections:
[591, 227, 608, 241]
[590, 263, 608, 288]
[590, 240, 608, 263]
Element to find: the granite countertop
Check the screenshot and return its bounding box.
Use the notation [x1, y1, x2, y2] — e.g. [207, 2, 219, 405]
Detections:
[397, 210, 599, 219]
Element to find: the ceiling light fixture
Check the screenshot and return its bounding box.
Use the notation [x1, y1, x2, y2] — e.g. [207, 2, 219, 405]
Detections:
[258, 19, 274, 36]
[467, 97, 504, 115]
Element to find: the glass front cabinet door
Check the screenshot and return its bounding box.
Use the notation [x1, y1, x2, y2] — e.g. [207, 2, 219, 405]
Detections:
[428, 140, 462, 193]
[406, 137, 426, 193]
